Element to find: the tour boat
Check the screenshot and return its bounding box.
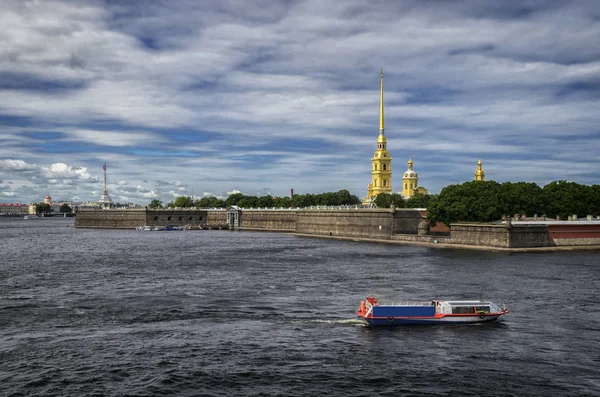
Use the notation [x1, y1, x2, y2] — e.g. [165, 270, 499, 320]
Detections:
[356, 296, 508, 325]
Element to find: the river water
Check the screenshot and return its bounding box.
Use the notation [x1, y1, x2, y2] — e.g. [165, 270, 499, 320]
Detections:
[1, 217, 599, 396]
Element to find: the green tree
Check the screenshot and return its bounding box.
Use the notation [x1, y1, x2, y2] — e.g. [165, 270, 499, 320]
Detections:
[374, 193, 391, 208]
[405, 193, 433, 209]
[165, 201, 175, 208]
[374, 193, 404, 208]
[225, 193, 245, 207]
[148, 199, 163, 209]
[334, 189, 361, 205]
[59, 203, 72, 214]
[292, 194, 316, 208]
[427, 181, 502, 226]
[34, 202, 51, 214]
[195, 196, 220, 208]
[237, 196, 258, 208]
[589, 185, 600, 215]
[390, 193, 405, 208]
[542, 180, 590, 219]
[273, 196, 291, 208]
[173, 196, 194, 208]
[499, 182, 543, 217]
[256, 195, 274, 208]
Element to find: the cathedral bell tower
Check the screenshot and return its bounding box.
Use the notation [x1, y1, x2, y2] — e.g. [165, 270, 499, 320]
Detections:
[363, 68, 392, 204]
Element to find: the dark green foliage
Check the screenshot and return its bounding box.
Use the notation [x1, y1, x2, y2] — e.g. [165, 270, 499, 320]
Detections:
[405, 193, 433, 208]
[427, 180, 600, 226]
[499, 182, 544, 216]
[195, 196, 225, 208]
[374, 193, 405, 208]
[34, 202, 52, 214]
[427, 181, 503, 226]
[273, 196, 291, 208]
[59, 203, 72, 213]
[225, 193, 245, 207]
[542, 180, 594, 219]
[147, 199, 163, 209]
[173, 196, 194, 208]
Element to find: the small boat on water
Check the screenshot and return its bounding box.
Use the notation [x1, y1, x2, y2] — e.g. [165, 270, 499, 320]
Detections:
[356, 296, 508, 326]
[24, 214, 39, 220]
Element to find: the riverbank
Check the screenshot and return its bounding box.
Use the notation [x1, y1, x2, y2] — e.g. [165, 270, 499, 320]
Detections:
[292, 233, 600, 253]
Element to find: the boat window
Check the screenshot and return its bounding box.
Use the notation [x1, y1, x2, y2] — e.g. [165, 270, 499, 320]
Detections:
[452, 306, 476, 314]
[475, 306, 490, 312]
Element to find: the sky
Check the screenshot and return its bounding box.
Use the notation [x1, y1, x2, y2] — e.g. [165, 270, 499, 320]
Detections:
[1, 0, 599, 205]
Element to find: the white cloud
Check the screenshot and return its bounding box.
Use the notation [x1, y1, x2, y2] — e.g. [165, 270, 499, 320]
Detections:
[0, 1, 599, 203]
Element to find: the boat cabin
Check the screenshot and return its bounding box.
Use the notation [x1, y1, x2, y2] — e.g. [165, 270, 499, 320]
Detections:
[433, 300, 501, 315]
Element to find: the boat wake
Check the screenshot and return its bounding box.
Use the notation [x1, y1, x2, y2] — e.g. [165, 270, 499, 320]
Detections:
[294, 318, 366, 326]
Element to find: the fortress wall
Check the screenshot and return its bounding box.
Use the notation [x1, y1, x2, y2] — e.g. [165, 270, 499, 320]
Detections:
[145, 210, 208, 227]
[295, 209, 394, 239]
[238, 210, 296, 231]
[393, 209, 425, 234]
[206, 210, 227, 225]
[509, 225, 554, 248]
[449, 224, 510, 248]
[548, 224, 600, 246]
[74, 209, 146, 229]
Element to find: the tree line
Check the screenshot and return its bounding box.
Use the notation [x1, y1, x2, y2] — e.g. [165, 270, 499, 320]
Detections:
[33, 202, 73, 214]
[147, 189, 362, 209]
[427, 180, 600, 226]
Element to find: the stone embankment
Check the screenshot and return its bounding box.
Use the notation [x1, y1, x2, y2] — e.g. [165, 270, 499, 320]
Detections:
[74, 208, 600, 250]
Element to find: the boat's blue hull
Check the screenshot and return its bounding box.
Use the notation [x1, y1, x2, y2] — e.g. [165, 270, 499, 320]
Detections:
[360, 315, 501, 326]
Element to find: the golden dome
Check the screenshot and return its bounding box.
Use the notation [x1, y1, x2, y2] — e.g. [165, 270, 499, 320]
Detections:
[377, 133, 387, 143]
[403, 158, 417, 178]
[474, 159, 485, 180]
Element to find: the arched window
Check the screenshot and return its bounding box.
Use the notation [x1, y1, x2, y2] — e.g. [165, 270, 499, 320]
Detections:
[383, 164, 387, 171]
[375, 164, 378, 170]
[405, 183, 407, 189]
[383, 180, 387, 187]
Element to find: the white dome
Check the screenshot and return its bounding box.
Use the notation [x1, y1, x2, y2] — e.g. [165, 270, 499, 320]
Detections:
[403, 171, 418, 178]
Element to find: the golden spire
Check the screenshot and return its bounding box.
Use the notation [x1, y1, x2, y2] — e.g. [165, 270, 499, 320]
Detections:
[379, 67, 384, 134]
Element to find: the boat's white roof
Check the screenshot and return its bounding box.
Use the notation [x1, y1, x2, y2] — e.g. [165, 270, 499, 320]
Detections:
[441, 300, 492, 305]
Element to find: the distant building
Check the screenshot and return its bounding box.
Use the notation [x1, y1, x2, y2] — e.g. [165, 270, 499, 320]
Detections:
[0, 203, 29, 215]
[43, 194, 52, 204]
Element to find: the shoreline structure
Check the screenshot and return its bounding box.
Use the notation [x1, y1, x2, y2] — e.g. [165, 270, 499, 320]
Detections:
[75, 208, 600, 252]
